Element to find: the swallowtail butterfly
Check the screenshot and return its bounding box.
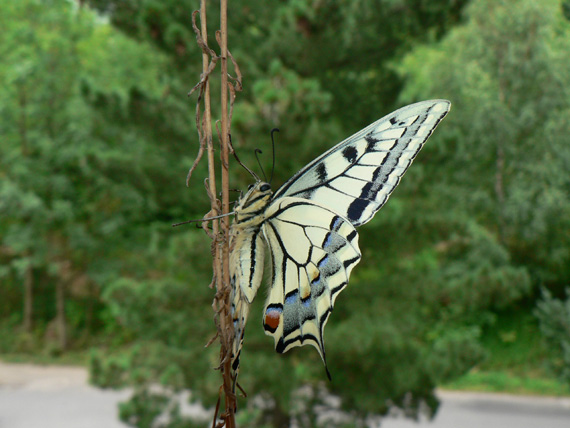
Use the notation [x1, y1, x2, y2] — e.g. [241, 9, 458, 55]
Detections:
[230, 100, 450, 381]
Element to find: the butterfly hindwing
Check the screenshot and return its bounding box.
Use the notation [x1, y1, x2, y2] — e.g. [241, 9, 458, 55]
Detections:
[261, 197, 361, 369]
[273, 100, 450, 226]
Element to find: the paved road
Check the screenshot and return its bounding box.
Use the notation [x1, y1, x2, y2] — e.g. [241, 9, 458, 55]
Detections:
[0, 362, 129, 428]
[382, 391, 570, 428]
[1, 361, 570, 428]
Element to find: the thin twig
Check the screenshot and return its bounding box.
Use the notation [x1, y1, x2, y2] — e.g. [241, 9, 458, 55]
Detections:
[215, 31, 242, 126]
[215, 31, 243, 91]
[188, 1, 238, 426]
[186, 10, 222, 186]
[188, 58, 219, 98]
[193, 10, 218, 58]
[212, 386, 222, 428]
[205, 331, 220, 348]
[187, 83, 207, 186]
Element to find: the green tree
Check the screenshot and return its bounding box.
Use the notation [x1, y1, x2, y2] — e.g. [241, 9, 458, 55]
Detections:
[535, 288, 570, 385]
[9, 0, 566, 427]
[397, 0, 570, 291]
[0, 0, 205, 352]
[79, 1, 490, 427]
[393, 0, 570, 396]
[84, 0, 469, 165]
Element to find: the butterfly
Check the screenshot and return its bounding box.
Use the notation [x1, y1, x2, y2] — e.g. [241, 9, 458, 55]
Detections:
[229, 100, 450, 381]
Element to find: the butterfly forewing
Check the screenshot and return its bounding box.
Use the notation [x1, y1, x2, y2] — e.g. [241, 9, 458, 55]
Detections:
[273, 100, 451, 226]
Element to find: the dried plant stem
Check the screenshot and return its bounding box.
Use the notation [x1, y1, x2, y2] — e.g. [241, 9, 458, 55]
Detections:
[200, 4, 218, 242]
[218, 0, 237, 426]
[189, 0, 237, 425]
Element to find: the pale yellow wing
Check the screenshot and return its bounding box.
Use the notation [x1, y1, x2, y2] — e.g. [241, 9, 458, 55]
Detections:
[261, 197, 361, 376]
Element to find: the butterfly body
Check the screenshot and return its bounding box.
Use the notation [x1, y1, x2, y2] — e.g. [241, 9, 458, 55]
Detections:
[230, 182, 272, 301]
[230, 182, 271, 373]
[229, 100, 451, 380]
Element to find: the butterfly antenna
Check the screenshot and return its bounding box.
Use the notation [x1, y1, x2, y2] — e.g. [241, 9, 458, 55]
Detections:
[254, 149, 267, 182]
[269, 128, 279, 184]
[172, 211, 235, 227]
[229, 134, 261, 181]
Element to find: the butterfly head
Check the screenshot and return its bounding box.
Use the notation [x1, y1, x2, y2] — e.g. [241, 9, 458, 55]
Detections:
[235, 181, 274, 224]
[242, 181, 273, 205]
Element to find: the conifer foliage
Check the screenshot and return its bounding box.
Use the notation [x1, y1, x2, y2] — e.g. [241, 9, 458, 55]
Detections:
[2, 1, 570, 427]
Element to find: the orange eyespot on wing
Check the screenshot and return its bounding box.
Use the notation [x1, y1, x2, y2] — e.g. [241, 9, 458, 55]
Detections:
[264, 306, 282, 332]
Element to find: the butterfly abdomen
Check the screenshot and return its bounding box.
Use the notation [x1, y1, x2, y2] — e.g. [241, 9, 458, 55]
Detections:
[229, 181, 274, 378]
[231, 181, 274, 302]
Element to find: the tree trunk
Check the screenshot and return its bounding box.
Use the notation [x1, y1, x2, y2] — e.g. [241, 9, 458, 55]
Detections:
[85, 282, 96, 340]
[271, 401, 291, 428]
[23, 264, 33, 332]
[495, 142, 506, 244]
[56, 280, 67, 350]
[496, 59, 507, 244]
[18, 87, 29, 156]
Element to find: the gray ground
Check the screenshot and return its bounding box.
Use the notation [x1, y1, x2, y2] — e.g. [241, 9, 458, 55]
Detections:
[0, 362, 129, 428]
[382, 390, 570, 428]
[1, 361, 570, 428]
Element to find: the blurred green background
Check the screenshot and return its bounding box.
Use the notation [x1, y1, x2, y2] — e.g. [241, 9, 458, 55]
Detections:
[1, 0, 570, 427]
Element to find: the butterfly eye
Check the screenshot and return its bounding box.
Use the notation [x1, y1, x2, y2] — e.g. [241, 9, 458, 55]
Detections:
[260, 184, 271, 192]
